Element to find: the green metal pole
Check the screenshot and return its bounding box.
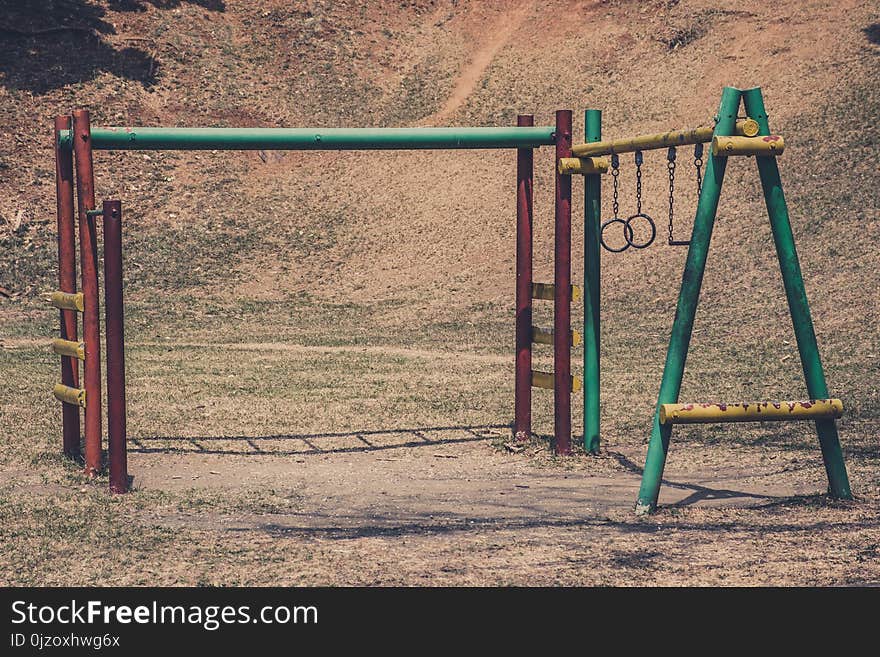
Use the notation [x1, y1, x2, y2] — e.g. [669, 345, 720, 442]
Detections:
[583, 109, 602, 453]
[58, 126, 557, 151]
[741, 87, 852, 499]
[635, 86, 743, 514]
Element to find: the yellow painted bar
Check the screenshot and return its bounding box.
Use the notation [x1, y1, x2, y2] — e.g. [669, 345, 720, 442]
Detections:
[51, 338, 85, 361]
[659, 399, 843, 425]
[531, 326, 582, 346]
[53, 383, 86, 408]
[531, 371, 583, 392]
[712, 135, 785, 156]
[571, 118, 760, 157]
[531, 282, 582, 302]
[557, 156, 609, 175]
[47, 290, 85, 312]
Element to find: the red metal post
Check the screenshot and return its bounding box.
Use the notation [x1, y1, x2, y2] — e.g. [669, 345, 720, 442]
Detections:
[514, 115, 534, 441]
[54, 115, 81, 459]
[554, 110, 573, 455]
[103, 200, 128, 494]
[72, 109, 102, 477]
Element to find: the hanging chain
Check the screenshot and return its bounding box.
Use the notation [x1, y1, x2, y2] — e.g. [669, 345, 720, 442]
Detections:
[694, 142, 704, 197]
[634, 150, 643, 214]
[667, 147, 676, 244]
[611, 152, 620, 218]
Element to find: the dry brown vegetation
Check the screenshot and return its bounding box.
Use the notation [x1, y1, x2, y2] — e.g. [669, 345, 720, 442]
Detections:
[0, 0, 879, 586]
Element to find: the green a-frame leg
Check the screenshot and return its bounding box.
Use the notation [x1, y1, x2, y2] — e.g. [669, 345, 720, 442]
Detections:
[635, 86, 852, 514]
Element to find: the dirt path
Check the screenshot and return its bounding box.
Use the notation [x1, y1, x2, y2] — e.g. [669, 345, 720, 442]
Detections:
[1, 337, 510, 364]
[421, 1, 534, 126]
[130, 431, 815, 520]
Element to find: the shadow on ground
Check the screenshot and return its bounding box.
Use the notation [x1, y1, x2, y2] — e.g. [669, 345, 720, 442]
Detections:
[0, 0, 224, 93]
[128, 424, 509, 456]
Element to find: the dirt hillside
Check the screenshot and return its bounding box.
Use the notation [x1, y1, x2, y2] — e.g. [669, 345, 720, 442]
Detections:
[1, 1, 879, 586]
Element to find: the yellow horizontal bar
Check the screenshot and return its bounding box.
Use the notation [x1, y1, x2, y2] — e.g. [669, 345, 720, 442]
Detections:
[530, 370, 583, 393]
[712, 135, 784, 156]
[531, 326, 582, 346]
[571, 118, 760, 157]
[557, 156, 609, 175]
[659, 399, 843, 425]
[47, 291, 84, 312]
[531, 283, 582, 302]
[51, 338, 85, 361]
[53, 383, 86, 408]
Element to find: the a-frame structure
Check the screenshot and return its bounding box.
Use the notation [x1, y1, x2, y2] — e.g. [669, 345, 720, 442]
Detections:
[635, 86, 852, 514]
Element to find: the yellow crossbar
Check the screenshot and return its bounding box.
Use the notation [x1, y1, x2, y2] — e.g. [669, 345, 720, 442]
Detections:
[571, 118, 760, 157]
[712, 135, 785, 156]
[659, 399, 843, 425]
[531, 282, 582, 302]
[557, 157, 609, 175]
[531, 326, 582, 346]
[53, 383, 86, 408]
[47, 291, 84, 312]
[51, 338, 85, 361]
[531, 370, 583, 393]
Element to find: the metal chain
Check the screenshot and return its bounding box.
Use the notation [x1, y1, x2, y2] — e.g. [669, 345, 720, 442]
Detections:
[634, 150, 643, 214]
[611, 152, 620, 218]
[667, 146, 676, 244]
[694, 142, 704, 197]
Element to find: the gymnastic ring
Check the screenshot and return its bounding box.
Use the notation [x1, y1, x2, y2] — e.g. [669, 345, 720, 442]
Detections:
[600, 217, 634, 253]
[624, 213, 657, 249]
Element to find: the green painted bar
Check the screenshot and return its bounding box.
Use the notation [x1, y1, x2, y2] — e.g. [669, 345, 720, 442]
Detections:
[583, 109, 602, 454]
[58, 126, 557, 151]
[741, 87, 852, 499]
[635, 86, 742, 514]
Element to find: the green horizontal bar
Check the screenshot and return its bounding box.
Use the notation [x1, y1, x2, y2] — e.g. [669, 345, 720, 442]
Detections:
[58, 126, 557, 151]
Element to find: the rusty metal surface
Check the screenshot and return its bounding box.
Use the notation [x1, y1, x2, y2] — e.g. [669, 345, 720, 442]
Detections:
[72, 109, 102, 477]
[103, 200, 129, 494]
[514, 115, 534, 442]
[54, 115, 81, 459]
[660, 399, 844, 425]
[553, 110, 573, 455]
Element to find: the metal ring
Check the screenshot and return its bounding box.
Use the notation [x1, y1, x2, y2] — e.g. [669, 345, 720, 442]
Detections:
[600, 218, 633, 253]
[624, 213, 656, 249]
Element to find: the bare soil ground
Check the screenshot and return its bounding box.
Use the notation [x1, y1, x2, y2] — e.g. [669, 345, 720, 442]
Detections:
[0, 0, 879, 586]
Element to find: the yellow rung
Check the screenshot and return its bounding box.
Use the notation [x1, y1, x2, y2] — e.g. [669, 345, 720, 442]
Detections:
[53, 383, 86, 408]
[557, 157, 609, 175]
[531, 326, 582, 346]
[571, 118, 761, 157]
[51, 338, 85, 361]
[47, 291, 84, 312]
[531, 370, 583, 393]
[659, 399, 843, 425]
[712, 135, 785, 156]
[531, 283, 582, 302]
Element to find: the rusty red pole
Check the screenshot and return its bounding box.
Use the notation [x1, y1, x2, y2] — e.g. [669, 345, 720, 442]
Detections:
[514, 115, 534, 441]
[103, 200, 128, 494]
[54, 115, 81, 459]
[72, 109, 102, 477]
[554, 110, 573, 455]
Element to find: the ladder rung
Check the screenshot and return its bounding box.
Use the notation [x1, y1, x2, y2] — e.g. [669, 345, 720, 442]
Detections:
[531, 283, 582, 302]
[46, 291, 84, 312]
[51, 338, 85, 361]
[531, 326, 582, 346]
[531, 370, 583, 393]
[659, 399, 843, 425]
[53, 383, 86, 408]
[712, 135, 785, 157]
[557, 156, 609, 176]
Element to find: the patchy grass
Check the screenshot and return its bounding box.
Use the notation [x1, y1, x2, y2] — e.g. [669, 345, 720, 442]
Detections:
[1, 0, 879, 586]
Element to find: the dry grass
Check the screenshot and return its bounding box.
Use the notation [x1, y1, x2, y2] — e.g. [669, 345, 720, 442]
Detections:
[0, 0, 879, 586]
